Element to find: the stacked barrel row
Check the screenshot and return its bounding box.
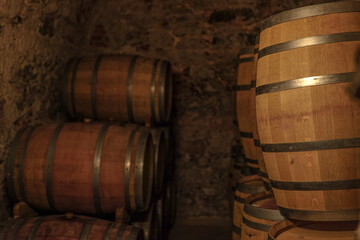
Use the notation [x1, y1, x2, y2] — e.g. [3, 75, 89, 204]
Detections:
[3, 55, 176, 240]
[233, 1, 360, 240]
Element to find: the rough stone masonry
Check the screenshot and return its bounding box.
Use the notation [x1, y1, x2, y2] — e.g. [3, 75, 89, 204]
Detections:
[0, 0, 336, 220]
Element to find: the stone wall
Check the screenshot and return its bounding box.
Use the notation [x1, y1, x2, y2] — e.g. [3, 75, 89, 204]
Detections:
[0, 0, 338, 220]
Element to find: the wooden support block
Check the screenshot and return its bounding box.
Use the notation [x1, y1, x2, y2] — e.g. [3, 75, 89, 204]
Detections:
[13, 202, 38, 219]
[115, 208, 130, 224]
[83, 118, 92, 123]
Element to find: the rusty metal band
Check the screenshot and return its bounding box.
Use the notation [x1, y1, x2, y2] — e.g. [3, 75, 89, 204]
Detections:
[159, 60, 169, 122]
[262, 137, 360, 152]
[103, 222, 116, 240]
[256, 72, 354, 96]
[19, 127, 37, 203]
[8, 218, 27, 240]
[236, 182, 265, 194]
[254, 139, 261, 147]
[251, 80, 256, 88]
[61, 59, 74, 118]
[93, 124, 110, 215]
[278, 206, 360, 221]
[0, 220, 14, 240]
[90, 55, 103, 120]
[70, 58, 82, 119]
[236, 84, 251, 91]
[234, 195, 245, 204]
[240, 131, 253, 138]
[260, 171, 269, 179]
[135, 131, 152, 210]
[7, 128, 27, 202]
[246, 158, 258, 165]
[238, 57, 254, 63]
[258, 32, 360, 59]
[262, 2, 360, 31]
[28, 217, 44, 240]
[244, 203, 283, 221]
[79, 219, 96, 240]
[46, 124, 64, 211]
[150, 60, 160, 123]
[115, 224, 127, 240]
[239, 47, 255, 56]
[232, 225, 242, 235]
[126, 56, 139, 123]
[124, 129, 137, 213]
[128, 228, 143, 240]
[243, 217, 272, 232]
[270, 178, 360, 191]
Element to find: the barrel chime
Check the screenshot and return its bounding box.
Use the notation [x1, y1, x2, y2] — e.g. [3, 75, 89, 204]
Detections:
[3, 55, 175, 240]
[233, 2, 360, 239]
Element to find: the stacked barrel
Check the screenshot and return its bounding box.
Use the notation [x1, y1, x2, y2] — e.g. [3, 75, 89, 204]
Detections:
[234, 1, 360, 240]
[4, 55, 175, 240]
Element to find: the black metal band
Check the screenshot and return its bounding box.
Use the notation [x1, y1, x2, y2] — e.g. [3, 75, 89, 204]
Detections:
[262, 137, 360, 152]
[248, 166, 260, 173]
[150, 60, 160, 123]
[238, 57, 254, 63]
[243, 217, 272, 232]
[93, 124, 109, 215]
[103, 222, 116, 240]
[278, 206, 360, 221]
[240, 131, 253, 138]
[46, 124, 64, 211]
[236, 84, 252, 91]
[244, 203, 283, 221]
[256, 72, 354, 96]
[159, 60, 169, 122]
[271, 178, 360, 191]
[19, 127, 37, 203]
[70, 58, 81, 119]
[264, 181, 272, 191]
[254, 139, 261, 147]
[90, 55, 103, 120]
[239, 47, 255, 56]
[8, 219, 27, 240]
[262, 2, 360, 31]
[115, 224, 127, 240]
[251, 80, 256, 88]
[234, 195, 245, 204]
[232, 224, 242, 235]
[7, 128, 27, 202]
[126, 56, 138, 123]
[61, 60, 73, 118]
[28, 217, 44, 240]
[79, 219, 96, 240]
[124, 129, 137, 213]
[236, 182, 265, 194]
[246, 158, 258, 165]
[260, 171, 269, 179]
[259, 32, 360, 59]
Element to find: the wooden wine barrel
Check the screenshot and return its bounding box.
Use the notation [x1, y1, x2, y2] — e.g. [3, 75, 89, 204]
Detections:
[241, 192, 284, 240]
[229, 150, 247, 213]
[249, 37, 270, 190]
[256, 1, 360, 221]
[233, 175, 266, 240]
[62, 55, 173, 124]
[7, 123, 154, 215]
[0, 215, 143, 240]
[269, 219, 358, 240]
[236, 47, 259, 173]
[132, 205, 159, 240]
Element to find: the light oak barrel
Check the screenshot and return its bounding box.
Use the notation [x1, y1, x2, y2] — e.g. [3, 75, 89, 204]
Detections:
[7, 123, 154, 215]
[268, 219, 358, 240]
[241, 192, 284, 240]
[0, 215, 144, 240]
[62, 55, 172, 124]
[257, 1, 360, 221]
[233, 175, 266, 240]
[237, 47, 259, 173]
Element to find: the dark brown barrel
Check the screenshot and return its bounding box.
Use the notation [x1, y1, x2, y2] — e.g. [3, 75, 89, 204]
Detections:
[233, 175, 266, 240]
[0, 215, 144, 240]
[132, 205, 159, 240]
[62, 55, 172, 124]
[7, 123, 154, 215]
[257, 1, 360, 221]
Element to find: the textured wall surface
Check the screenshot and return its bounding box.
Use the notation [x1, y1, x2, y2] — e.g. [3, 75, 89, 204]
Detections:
[0, 0, 337, 220]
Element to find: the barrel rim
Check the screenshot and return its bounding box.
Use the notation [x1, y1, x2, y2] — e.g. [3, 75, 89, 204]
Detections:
[158, 60, 172, 123]
[236, 175, 265, 194]
[261, 1, 360, 31]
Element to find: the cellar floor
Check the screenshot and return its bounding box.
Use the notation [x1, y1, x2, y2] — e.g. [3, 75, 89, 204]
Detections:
[169, 217, 232, 240]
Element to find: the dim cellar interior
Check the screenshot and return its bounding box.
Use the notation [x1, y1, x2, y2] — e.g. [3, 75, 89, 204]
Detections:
[0, 0, 359, 239]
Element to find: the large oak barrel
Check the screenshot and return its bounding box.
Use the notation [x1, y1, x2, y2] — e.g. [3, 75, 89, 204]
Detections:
[62, 55, 172, 124]
[241, 192, 284, 240]
[256, 1, 360, 221]
[233, 175, 266, 240]
[7, 123, 154, 215]
[132, 205, 159, 240]
[250, 37, 270, 190]
[236, 47, 259, 173]
[0, 215, 143, 240]
[269, 220, 358, 240]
